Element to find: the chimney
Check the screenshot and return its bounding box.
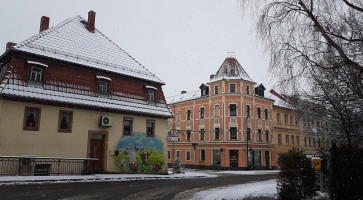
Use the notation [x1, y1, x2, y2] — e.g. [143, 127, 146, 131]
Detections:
[181, 91, 187, 94]
[87, 10, 96, 33]
[39, 16, 50, 32]
[270, 89, 286, 101]
[210, 74, 215, 80]
[6, 42, 16, 51]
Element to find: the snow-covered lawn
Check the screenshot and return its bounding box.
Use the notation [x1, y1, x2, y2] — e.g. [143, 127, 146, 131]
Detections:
[190, 179, 277, 200]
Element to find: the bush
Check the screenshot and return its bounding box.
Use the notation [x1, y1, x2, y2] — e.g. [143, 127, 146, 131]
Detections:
[329, 144, 363, 200]
[277, 148, 317, 200]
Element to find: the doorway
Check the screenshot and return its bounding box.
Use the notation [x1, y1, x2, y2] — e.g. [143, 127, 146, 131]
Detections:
[229, 150, 238, 169]
[212, 150, 221, 169]
[88, 132, 107, 172]
[265, 151, 270, 169]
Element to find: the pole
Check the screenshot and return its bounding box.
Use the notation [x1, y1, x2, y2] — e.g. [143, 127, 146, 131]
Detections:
[246, 130, 249, 170]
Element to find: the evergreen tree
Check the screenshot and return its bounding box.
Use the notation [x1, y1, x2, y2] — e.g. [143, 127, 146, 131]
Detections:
[277, 148, 317, 200]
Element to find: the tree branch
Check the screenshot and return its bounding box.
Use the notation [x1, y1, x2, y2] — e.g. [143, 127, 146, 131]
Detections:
[342, 0, 363, 12]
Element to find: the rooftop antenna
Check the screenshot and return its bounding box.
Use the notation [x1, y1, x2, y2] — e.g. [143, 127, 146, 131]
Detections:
[227, 52, 235, 58]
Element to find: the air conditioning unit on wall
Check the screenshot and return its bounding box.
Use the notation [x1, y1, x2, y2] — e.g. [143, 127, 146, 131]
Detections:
[100, 116, 113, 127]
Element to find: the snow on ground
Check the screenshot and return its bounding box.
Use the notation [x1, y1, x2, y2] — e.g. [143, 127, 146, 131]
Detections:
[0, 169, 217, 185]
[0, 169, 279, 185]
[190, 179, 277, 200]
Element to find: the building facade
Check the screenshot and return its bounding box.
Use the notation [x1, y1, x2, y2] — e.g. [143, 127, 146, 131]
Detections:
[269, 89, 324, 157]
[0, 11, 172, 174]
[167, 57, 276, 170]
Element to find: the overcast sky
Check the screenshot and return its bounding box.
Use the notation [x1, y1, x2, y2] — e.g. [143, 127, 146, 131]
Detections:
[0, 0, 274, 97]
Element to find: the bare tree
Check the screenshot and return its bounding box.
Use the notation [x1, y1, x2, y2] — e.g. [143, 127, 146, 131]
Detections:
[240, 0, 363, 146]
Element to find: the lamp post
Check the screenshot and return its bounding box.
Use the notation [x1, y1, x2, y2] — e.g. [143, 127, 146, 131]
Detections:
[246, 128, 250, 170]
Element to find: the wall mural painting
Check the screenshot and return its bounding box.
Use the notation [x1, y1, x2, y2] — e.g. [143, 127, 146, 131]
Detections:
[115, 132, 165, 174]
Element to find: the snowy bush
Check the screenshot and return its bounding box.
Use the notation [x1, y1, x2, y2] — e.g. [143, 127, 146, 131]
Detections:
[277, 148, 317, 200]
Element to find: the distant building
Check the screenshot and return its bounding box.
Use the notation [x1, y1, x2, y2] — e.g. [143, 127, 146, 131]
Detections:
[166, 56, 275, 170]
[0, 11, 172, 174]
[268, 89, 325, 156]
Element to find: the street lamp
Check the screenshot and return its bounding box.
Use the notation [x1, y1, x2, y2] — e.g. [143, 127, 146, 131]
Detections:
[246, 128, 250, 170]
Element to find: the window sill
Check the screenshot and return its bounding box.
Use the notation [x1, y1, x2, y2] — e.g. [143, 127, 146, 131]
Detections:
[23, 128, 39, 131]
[58, 129, 72, 133]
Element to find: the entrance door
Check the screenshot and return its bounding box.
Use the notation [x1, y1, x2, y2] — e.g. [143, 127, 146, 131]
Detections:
[229, 150, 238, 169]
[89, 133, 105, 172]
[212, 150, 221, 169]
[265, 151, 270, 169]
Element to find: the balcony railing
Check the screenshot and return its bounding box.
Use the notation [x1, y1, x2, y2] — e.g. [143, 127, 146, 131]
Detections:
[0, 156, 98, 176]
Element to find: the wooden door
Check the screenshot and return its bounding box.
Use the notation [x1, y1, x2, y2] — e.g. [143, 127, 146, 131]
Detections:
[90, 134, 105, 172]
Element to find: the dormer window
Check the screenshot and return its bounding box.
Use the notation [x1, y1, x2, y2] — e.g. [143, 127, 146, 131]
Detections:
[28, 61, 48, 86]
[30, 67, 43, 83]
[98, 79, 108, 95]
[96, 76, 111, 96]
[145, 85, 157, 102]
[199, 84, 209, 97]
[148, 89, 155, 101]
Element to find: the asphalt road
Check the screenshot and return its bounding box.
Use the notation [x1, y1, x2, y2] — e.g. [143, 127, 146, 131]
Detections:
[0, 174, 276, 200]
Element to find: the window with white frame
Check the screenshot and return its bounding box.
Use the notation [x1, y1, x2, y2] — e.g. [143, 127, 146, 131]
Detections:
[230, 104, 236, 116]
[265, 109, 269, 120]
[230, 84, 236, 93]
[98, 79, 108, 95]
[215, 128, 220, 140]
[147, 89, 155, 102]
[200, 149, 205, 161]
[246, 105, 251, 117]
[215, 85, 219, 95]
[230, 127, 237, 139]
[200, 129, 205, 140]
[186, 130, 191, 141]
[177, 111, 181, 122]
[257, 107, 261, 119]
[200, 107, 205, 119]
[246, 85, 250, 94]
[187, 110, 191, 121]
[258, 129, 262, 141]
[215, 105, 220, 117]
[176, 150, 180, 158]
[29, 66, 43, 83]
[186, 151, 191, 161]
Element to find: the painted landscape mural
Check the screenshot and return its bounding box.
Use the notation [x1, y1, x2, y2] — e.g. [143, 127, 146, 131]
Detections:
[114, 132, 165, 174]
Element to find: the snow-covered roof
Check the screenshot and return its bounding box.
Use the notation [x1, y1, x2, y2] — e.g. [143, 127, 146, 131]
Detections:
[1, 82, 172, 118]
[166, 90, 202, 104]
[208, 57, 254, 84]
[27, 61, 48, 68]
[10, 15, 164, 84]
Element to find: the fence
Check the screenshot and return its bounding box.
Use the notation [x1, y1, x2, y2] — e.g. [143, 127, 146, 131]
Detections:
[0, 156, 98, 176]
